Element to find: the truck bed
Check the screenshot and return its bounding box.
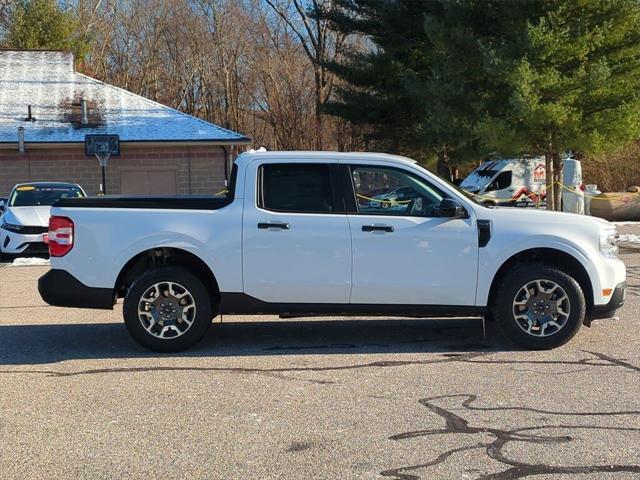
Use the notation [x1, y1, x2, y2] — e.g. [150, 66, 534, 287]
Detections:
[55, 195, 231, 210]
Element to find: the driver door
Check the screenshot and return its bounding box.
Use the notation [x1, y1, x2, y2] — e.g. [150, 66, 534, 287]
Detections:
[347, 164, 479, 306]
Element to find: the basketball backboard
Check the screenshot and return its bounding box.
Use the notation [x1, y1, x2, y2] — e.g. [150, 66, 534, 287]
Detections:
[85, 134, 120, 157]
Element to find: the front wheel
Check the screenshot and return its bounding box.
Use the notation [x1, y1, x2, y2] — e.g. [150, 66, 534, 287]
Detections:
[123, 266, 213, 352]
[492, 264, 585, 349]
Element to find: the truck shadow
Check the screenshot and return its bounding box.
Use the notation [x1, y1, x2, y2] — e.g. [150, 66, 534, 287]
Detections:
[0, 317, 515, 365]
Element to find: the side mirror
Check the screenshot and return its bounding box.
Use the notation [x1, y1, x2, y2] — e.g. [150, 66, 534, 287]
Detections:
[439, 198, 465, 218]
[0, 199, 5, 213]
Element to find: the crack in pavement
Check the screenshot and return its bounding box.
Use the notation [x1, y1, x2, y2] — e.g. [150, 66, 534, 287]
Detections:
[0, 305, 53, 309]
[382, 394, 640, 480]
[0, 350, 637, 378]
[464, 350, 638, 372]
[0, 351, 492, 377]
[586, 350, 640, 372]
[509, 367, 589, 375]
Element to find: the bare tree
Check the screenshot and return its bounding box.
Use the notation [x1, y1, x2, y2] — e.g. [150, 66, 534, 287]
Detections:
[264, 0, 345, 149]
[71, 0, 361, 151]
[0, 0, 14, 31]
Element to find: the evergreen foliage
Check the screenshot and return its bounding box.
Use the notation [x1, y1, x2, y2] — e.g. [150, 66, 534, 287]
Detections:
[1, 0, 89, 60]
[325, 0, 640, 204]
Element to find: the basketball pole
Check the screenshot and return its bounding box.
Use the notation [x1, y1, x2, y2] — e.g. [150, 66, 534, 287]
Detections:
[86, 135, 119, 196]
[95, 152, 110, 195]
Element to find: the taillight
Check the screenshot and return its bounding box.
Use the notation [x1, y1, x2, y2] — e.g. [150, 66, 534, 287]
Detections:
[579, 183, 585, 191]
[49, 216, 74, 257]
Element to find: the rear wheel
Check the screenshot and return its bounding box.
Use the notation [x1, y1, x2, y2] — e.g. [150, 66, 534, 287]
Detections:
[123, 266, 213, 352]
[492, 264, 585, 349]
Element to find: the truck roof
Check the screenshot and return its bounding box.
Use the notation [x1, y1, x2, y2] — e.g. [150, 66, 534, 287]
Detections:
[237, 151, 418, 166]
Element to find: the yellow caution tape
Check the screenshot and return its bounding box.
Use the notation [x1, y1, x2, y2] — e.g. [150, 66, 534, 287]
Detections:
[355, 193, 412, 205]
[237, 180, 636, 207]
[462, 181, 638, 203]
[554, 181, 639, 201]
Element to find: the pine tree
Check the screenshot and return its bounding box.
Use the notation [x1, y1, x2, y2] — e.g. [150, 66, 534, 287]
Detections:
[1, 0, 89, 60]
[323, 0, 542, 179]
[324, 1, 486, 178]
[475, 0, 640, 209]
[326, 0, 640, 210]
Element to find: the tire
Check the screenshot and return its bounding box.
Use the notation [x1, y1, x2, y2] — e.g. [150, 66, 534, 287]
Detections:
[123, 266, 213, 352]
[492, 263, 585, 349]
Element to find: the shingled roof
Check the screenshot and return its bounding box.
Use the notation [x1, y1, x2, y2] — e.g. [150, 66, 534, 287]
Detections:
[0, 50, 250, 145]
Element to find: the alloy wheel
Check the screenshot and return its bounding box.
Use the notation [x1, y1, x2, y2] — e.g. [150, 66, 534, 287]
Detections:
[137, 281, 197, 339]
[512, 279, 570, 337]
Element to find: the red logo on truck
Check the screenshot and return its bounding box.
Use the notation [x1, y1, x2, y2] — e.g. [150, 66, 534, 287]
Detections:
[533, 164, 545, 184]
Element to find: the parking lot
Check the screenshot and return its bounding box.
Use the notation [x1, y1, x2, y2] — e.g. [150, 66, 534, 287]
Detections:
[1, 230, 639, 480]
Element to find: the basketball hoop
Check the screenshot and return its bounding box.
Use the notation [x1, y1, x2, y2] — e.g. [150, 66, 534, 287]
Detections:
[85, 134, 120, 194]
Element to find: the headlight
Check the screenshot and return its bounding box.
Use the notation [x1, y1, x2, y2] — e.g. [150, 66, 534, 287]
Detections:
[599, 228, 619, 258]
[1, 220, 23, 233]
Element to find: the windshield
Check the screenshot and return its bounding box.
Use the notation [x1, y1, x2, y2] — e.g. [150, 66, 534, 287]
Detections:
[439, 176, 483, 205]
[477, 169, 498, 178]
[9, 185, 85, 207]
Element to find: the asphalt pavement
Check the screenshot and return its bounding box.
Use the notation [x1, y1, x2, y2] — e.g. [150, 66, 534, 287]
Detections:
[1, 230, 639, 479]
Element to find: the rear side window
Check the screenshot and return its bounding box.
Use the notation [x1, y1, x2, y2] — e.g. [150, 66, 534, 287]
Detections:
[260, 164, 334, 213]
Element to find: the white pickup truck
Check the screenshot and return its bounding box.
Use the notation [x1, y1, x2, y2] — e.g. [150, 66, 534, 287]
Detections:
[38, 152, 626, 352]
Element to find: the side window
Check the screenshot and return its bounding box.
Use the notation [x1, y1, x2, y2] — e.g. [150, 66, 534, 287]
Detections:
[486, 170, 512, 192]
[350, 165, 445, 217]
[260, 164, 334, 213]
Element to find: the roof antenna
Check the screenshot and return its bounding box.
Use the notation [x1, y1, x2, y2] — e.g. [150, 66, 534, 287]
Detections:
[24, 105, 36, 122]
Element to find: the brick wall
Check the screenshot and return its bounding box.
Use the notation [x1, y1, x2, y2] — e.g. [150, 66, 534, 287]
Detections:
[0, 144, 227, 197]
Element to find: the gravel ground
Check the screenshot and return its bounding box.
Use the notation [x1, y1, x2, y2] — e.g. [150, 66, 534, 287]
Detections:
[0, 229, 639, 480]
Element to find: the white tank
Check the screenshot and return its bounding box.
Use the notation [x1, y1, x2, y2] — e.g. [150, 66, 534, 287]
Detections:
[562, 158, 584, 214]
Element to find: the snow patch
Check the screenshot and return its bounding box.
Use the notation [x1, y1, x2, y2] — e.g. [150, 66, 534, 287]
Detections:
[0, 51, 248, 143]
[247, 147, 267, 153]
[613, 221, 640, 226]
[618, 234, 640, 244]
[10, 257, 50, 266]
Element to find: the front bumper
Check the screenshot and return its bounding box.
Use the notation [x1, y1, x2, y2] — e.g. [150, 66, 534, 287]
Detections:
[590, 281, 626, 321]
[38, 269, 115, 309]
[1, 229, 48, 254]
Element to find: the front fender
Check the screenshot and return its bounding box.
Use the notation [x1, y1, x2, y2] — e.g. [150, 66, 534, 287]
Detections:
[476, 235, 597, 307]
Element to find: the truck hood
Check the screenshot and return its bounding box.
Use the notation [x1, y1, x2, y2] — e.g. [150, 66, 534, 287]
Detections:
[482, 206, 612, 234]
[3, 206, 51, 227]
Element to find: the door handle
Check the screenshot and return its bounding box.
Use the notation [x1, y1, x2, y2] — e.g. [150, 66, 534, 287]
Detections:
[258, 222, 290, 230]
[362, 225, 394, 233]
